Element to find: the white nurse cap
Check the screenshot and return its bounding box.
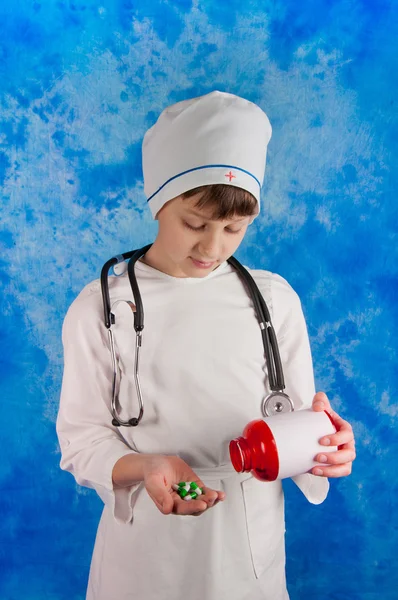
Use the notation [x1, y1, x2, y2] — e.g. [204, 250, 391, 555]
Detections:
[142, 90, 272, 221]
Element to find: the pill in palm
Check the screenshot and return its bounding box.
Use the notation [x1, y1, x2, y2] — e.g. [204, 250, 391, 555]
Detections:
[173, 482, 204, 500]
[190, 482, 203, 494]
[172, 482, 191, 492]
[183, 492, 198, 501]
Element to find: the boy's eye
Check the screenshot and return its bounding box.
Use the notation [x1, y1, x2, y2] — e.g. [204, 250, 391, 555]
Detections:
[183, 221, 242, 234]
[184, 221, 204, 231]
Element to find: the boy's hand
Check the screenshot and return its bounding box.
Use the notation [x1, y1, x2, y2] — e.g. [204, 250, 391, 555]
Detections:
[143, 455, 226, 516]
[311, 391, 356, 478]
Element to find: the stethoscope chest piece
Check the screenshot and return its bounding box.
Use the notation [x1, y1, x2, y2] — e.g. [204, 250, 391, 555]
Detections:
[261, 391, 294, 417]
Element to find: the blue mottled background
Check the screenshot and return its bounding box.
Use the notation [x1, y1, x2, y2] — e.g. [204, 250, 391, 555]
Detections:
[1, 1, 397, 598]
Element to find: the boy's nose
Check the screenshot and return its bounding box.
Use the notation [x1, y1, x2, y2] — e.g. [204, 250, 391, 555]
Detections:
[197, 231, 223, 259]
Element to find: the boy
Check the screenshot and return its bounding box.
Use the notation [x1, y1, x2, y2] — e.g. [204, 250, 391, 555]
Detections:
[56, 91, 355, 600]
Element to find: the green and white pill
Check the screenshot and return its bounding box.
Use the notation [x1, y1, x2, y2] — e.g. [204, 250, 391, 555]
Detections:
[183, 492, 198, 501]
[173, 482, 204, 499]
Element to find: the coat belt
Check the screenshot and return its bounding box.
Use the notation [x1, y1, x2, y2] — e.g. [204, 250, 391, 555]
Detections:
[193, 465, 252, 482]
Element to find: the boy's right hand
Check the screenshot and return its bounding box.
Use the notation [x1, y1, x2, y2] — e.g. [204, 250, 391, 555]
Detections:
[143, 455, 225, 516]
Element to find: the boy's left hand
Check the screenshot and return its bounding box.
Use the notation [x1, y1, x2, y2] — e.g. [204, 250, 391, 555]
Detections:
[311, 391, 356, 478]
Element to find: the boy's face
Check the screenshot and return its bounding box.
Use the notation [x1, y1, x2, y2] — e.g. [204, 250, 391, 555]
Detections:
[146, 193, 253, 278]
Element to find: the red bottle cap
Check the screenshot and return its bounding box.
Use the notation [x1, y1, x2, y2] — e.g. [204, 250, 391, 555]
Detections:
[229, 420, 280, 481]
[229, 437, 251, 473]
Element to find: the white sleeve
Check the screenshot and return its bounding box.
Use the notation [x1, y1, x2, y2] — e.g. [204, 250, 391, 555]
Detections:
[56, 283, 141, 524]
[270, 275, 329, 505]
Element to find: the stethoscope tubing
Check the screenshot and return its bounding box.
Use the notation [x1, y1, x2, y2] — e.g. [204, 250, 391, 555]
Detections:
[227, 256, 285, 392]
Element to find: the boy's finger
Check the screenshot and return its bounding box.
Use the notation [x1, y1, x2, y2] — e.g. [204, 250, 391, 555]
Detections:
[201, 487, 218, 505]
[209, 494, 226, 509]
[173, 495, 207, 515]
[319, 424, 354, 447]
[315, 448, 356, 465]
[312, 391, 331, 411]
[172, 485, 226, 515]
[312, 462, 353, 478]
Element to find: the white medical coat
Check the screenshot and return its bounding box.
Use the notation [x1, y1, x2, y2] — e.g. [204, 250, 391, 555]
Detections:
[56, 259, 329, 600]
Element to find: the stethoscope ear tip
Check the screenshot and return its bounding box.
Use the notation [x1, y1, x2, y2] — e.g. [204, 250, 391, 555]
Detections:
[111, 416, 140, 427]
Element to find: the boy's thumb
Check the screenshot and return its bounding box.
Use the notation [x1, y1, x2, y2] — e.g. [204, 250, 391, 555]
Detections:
[145, 474, 173, 515]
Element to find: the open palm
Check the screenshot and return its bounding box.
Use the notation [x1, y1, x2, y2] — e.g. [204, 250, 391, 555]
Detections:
[143, 455, 226, 516]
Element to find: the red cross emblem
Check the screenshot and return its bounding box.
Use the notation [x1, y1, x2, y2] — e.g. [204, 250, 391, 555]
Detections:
[225, 171, 236, 182]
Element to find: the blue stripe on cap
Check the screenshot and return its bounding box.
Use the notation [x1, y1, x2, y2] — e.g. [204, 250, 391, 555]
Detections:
[147, 164, 261, 203]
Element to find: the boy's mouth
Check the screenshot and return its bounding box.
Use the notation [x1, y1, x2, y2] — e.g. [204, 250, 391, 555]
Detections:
[190, 257, 216, 268]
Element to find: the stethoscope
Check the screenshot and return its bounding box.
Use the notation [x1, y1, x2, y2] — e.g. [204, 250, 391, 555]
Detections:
[101, 243, 294, 427]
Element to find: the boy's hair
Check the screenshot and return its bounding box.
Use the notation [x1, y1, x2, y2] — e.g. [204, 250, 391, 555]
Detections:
[181, 184, 257, 221]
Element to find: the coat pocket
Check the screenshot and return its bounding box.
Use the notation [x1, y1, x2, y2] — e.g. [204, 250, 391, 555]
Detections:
[241, 477, 286, 579]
